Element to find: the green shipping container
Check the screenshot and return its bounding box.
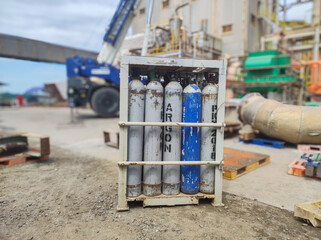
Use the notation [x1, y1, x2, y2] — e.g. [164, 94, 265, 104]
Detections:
[244, 50, 295, 92]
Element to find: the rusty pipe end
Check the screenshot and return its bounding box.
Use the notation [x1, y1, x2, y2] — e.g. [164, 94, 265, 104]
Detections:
[237, 93, 263, 123]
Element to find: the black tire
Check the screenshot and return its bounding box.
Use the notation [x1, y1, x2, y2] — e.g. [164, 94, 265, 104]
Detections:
[90, 87, 119, 117]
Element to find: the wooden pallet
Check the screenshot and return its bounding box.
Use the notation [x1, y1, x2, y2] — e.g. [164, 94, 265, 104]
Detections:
[127, 192, 215, 207]
[223, 148, 270, 180]
[239, 131, 256, 141]
[224, 122, 241, 138]
[0, 155, 26, 166]
[0, 131, 50, 167]
[288, 160, 306, 177]
[239, 137, 285, 149]
[103, 130, 119, 149]
[0, 152, 49, 167]
[295, 200, 321, 227]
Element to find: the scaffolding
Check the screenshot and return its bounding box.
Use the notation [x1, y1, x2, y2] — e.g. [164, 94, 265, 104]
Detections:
[146, 29, 222, 59]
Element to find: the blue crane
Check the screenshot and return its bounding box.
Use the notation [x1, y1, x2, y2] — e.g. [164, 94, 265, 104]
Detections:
[66, 0, 138, 117]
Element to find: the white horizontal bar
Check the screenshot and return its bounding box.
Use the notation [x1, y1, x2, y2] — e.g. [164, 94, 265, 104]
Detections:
[118, 161, 221, 166]
[121, 56, 225, 69]
[119, 121, 225, 127]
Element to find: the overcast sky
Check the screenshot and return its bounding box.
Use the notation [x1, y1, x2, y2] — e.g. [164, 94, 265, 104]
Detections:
[0, 0, 119, 52]
[0, 0, 313, 52]
[0, 0, 314, 94]
[0, 0, 119, 94]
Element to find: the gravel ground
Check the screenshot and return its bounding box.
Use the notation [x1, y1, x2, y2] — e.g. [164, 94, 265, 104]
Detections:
[0, 146, 320, 240]
[1, 107, 320, 212]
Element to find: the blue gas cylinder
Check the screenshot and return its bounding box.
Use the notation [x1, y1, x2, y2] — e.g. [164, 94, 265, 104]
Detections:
[181, 83, 201, 194]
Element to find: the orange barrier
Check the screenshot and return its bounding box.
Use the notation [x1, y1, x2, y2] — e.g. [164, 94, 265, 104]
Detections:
[308, 60, 321, 94]
[288, 160, 306, 177]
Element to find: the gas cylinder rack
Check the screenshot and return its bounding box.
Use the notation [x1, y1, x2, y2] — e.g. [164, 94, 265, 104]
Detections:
[117, 56, 226, 211]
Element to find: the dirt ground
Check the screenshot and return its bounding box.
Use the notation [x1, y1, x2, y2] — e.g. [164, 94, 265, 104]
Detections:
[0, 146, 320, 240]
[0, 107, 320, 239]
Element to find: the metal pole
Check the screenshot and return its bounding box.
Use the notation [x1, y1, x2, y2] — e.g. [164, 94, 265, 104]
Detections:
[314, 27, 320, 61]
[260, 36, 265, 51]
[119, 121, 225, 127]
[68, 94, 75, 123]
[313, 0, 320, 60]
[119, 161, 221, 166]
[70, 107, 75, 123]
[283, 0, 287, 31]
[214, 59, 227, 207]
[241, 0, 248, 55]
[276, 0, 280, 29]
[141, 0, 154, 56]
[117, 62, 130, 211]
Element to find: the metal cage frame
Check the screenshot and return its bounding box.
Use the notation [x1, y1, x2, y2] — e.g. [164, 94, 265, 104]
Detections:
[117, 56, 227, 211]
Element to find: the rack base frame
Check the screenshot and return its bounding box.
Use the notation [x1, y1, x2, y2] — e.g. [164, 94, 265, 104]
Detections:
[117, 56, 227, 211]
[127, 193, 223, 208]
[118, 193, 224, 211]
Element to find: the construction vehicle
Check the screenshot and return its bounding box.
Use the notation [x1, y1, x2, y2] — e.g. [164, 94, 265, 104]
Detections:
[66, 0, 139, 117]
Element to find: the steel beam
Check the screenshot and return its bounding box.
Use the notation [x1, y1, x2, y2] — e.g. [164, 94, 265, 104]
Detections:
[0, 34, 98, 64]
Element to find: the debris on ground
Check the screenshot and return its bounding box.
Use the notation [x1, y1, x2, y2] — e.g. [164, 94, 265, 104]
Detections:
[0, 146, 320, 239]
[295, 200, 321, 227]
[0, 131, 50, 167]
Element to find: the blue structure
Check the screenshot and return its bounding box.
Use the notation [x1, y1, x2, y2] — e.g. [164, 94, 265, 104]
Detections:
[239, 137, 285, 149]
[181, 84, 201, 194]
[66, 55, 120, 81]
[103, 0, 137, 45]
[65, 0, 137, 117]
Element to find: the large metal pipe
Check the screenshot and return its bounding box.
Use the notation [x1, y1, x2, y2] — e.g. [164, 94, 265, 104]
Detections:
[0, 142, 28, 157]
[239, 93, 321, 144]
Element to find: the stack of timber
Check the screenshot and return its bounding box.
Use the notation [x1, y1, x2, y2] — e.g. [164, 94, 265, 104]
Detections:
[239, 124, 256, 141]
[239, 137, 285, 149]
[0, 131, 50, 167]
[295, 200, 321, 227]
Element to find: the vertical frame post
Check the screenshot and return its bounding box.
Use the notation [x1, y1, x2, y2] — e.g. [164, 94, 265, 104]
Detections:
[213, 59, 227, 206]
[117, 59, 129, 211]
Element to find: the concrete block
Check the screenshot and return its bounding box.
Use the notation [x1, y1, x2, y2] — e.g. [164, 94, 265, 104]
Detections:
[305, 164, 315, 177]
[316, 164, 321, 178]
[295, 200, 321, 227]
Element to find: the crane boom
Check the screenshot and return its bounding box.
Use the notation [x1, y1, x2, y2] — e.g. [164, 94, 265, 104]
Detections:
[97, 0, 139, 64]
[66, 0, 143, 117]
[141, 0, 154, 56]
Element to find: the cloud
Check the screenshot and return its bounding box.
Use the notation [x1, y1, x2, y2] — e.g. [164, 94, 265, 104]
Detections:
[0, 0, 119, 51]
[0, 1, 123, 94]
[278, 0, 313, 23]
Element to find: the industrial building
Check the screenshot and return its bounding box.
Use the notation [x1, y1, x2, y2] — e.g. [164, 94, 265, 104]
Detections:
[129, 0, 320, 60]
[129, 0, 273, 57]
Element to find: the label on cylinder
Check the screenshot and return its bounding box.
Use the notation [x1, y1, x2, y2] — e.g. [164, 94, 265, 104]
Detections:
[163, 81, 182, 195]
[200, 83, 218, 194]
